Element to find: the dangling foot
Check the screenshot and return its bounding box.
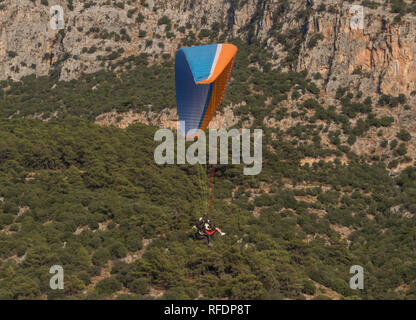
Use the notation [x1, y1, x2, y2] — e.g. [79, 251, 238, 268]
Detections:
[221, 232, 226, 236]
[208, 243, 213, 248]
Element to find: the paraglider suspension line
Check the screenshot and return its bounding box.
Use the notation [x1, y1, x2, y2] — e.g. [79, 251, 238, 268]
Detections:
[207, 163, 216, 214]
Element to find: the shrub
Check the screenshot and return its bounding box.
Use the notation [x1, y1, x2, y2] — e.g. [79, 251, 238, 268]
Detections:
[129, 278, 149, 295]
[7, 51, 18, 58]
[95, 277, 122, 295]
[92, 248, 111, 266]
[395, 143, 407, 156]
[110, 242, 127, 258]
[397, 129, 411, 142]
[302, 280, 316, 295]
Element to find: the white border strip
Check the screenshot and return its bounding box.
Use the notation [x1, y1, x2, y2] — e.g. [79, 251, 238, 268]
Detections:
[207, 44, 222, 80]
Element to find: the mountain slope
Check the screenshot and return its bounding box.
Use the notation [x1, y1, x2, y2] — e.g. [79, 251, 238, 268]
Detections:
[0, 0, 416, 300]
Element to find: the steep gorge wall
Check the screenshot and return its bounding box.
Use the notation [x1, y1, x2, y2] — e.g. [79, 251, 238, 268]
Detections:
[0, 0, 253, 81]
[299, 2, 416, 97]
[1, 0, 416, 99]
[1, 0, 416, 171]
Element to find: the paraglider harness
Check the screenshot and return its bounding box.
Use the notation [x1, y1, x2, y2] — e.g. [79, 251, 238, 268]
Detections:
[192, 217, 217, 245]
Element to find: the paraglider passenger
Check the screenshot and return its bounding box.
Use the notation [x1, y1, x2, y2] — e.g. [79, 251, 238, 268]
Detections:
[194, 217, 225, 247]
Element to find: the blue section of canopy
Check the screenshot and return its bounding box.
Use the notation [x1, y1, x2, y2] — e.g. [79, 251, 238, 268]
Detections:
[175, 49, 214, 136]
[180, 44, 218, 83]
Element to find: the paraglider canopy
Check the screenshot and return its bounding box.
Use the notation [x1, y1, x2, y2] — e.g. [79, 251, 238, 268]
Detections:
[175, 43, 238, 137]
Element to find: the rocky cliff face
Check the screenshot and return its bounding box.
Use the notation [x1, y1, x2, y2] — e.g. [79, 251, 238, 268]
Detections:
[2, 0, 416, 98]
[1, 0, 416, 170]
[0, 0, 248, 81]
[298, 2, 416, 97]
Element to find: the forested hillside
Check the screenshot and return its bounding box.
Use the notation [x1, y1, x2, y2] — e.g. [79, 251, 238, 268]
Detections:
[0, 117, 415, 300]
[0, 0, 416, 300]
